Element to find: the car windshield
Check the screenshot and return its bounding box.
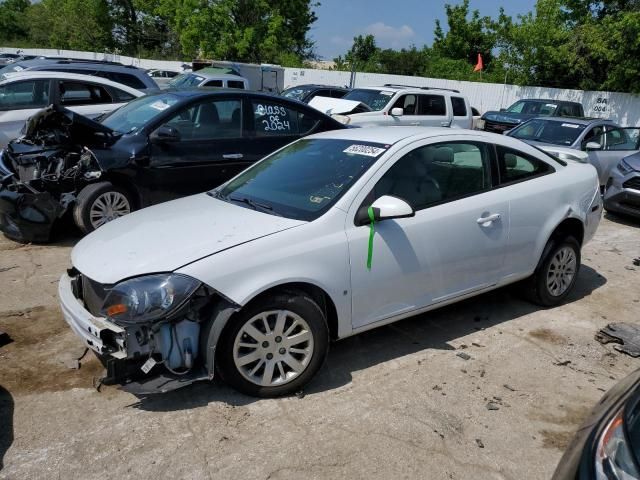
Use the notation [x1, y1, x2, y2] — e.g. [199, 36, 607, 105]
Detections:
[100, 93, 181, 134]
[342, 89, 394, 111]
[168, 73, 204, 88]
[215, 138, 386, 221]
[0, 64, 24, 77]
[506, 100, 559, 115]
[509, 119, 586, 146]
[281, 86, 314, 101]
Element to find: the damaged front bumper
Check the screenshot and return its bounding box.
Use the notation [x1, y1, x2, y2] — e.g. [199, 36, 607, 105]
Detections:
[0, 153, 61, 243]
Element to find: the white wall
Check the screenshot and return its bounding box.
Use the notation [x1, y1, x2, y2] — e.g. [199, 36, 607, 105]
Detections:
[285, 68, 640, 127]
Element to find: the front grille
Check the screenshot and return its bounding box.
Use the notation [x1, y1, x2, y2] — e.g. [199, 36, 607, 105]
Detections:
[484, 120, 515, 134]
[623, 176, 640, 191]
[81, 274, 110, 316]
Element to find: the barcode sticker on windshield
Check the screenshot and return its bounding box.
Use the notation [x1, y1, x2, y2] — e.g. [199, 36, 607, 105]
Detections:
[344, 145, 386, 157]
[150, 101, 171, 111]
[381, 91, 394, 96]
[561, 123, 580, 128]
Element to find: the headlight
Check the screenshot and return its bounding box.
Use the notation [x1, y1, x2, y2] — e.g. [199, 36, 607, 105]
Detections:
[101, 274, 201, 324]
[595, 409, 640, 479]
[618, 159, 634, 174]
[476, 119, 485, 130]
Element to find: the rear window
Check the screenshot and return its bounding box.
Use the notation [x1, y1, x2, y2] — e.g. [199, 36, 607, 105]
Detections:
[451, 97, 467, 116]
[227, 80, 245, 89]
[95, 71, 147, 90]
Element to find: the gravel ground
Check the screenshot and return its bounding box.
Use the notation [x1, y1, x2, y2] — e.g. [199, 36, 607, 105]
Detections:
[0, 213, 639, 480]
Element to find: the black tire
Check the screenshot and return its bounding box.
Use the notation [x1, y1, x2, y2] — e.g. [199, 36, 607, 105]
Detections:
[523, 236, 581, 307]
[216, 290, 329, 398]
[73, 182, 133, 234]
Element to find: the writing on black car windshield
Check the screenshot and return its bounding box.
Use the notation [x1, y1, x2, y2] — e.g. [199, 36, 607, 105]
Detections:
[216, 139, 386, 221]
[510, 119, 586, 146]
[100, 93, 180, 134]
[342, 89, 394, 111]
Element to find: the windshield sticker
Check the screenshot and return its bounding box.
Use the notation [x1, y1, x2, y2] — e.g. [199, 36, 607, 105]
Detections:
[309, 195, 329, 204]
[380, 91, 394, 96]
[150, 101, 171, 111]
[344, 144, 387, 157]
[546, 104, 558, 108]
[13, 66, 23, 72]
[561, 123, 580, 128]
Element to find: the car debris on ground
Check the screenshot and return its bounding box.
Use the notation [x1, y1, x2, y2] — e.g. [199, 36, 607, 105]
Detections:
[596, 323, 640, 357]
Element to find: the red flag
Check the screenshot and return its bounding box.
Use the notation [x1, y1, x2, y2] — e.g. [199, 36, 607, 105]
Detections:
[474, 53, 484, 72]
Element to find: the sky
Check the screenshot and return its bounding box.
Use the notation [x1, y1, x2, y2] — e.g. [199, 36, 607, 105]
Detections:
[310, 0, 537, 60]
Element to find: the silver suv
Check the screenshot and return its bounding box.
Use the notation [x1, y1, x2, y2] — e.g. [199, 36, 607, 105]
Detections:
[332, 84, 473, 129]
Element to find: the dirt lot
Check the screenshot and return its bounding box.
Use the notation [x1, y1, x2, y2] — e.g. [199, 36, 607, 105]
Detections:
[0, 214, 639, 480]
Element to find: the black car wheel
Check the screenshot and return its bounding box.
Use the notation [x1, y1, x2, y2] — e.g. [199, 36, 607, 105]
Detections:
[524, 236, 581, 307]
[73, 182, 133, 234]
[216, 290, 329, 397]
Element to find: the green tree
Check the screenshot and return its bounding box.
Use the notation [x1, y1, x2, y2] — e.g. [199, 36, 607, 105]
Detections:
[0, 0, 30, 43]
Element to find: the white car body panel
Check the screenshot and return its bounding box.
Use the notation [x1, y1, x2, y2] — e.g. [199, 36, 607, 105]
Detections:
[0, 71, 143, 147]
[308, 96, 365, 115]
[68, 127, 602, 340]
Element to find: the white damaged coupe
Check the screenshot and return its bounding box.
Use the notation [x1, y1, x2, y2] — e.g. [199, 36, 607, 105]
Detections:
[59, 127, 602, 397]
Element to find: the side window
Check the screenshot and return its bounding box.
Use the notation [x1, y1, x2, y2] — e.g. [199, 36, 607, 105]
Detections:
[252, 100, 299, 136]
[204, 80, 223, 87]
[582, 125, 605, 147]
[227, 80, 246, 89]
[392, 94, 417, 115]
[164, 99, 242, 140]
[418, 95, 446, 116]
[0, 79, 50, 110]
[59, 81, 113, 106]
[107, 86, 136, 103]
[371, 142, 491, 210]
[601, 128, 640, 151]
[96, 71, 146, 90]
[497, 146, 553, 184]
[330, 89, 347, 98]
[451, 97, 467, 116]
[298, 110, 322, 135]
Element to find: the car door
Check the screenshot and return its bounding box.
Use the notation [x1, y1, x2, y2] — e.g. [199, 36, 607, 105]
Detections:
[587, 127, 640, 186]
[416, 94, 451, 127]
[345, 140, 509, 329]
[56, 80, 121, 119]
[242, 97, 316, 162]
[143, 96, 247, 204]
[388, 94, 420, 126]
[0, 79, 51, 146]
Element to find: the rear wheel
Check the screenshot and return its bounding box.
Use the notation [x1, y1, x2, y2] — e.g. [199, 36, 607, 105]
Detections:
[216, 291, 329, 397]
[524, 236, 581, 307]
[73, 182, 133, 234]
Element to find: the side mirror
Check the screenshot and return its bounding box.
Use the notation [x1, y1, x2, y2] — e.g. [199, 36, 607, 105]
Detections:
[356, 195, 415, 225]
[390, 107, 404, 117]
[585, 141, 602, 151]
[150, 125, 181, 143]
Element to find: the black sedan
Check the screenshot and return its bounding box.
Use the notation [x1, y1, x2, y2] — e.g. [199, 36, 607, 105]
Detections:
[0, 90, 346, 242]
[553, 368, 640, 479]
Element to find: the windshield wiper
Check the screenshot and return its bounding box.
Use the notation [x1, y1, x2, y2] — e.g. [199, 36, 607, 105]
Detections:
[228, 195, 273, 212]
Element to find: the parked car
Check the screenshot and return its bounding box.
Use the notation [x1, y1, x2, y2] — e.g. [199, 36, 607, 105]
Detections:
[166, 70, 249, 90]
[604, 152, 640, 219]
[0, 90, 345, 242]
[552, 368, 640, 480]
[308, 84, 474, 129]
[0, 59, 158, 91]
[0, 53, 22, 66]
[146, 69, 180, 89]
[0, 71, 144, 147]
[58, 126, 602, 397]
[281, 84, 350, 103]
[508, 118, 640, 186]
[479, 99, 585, 134]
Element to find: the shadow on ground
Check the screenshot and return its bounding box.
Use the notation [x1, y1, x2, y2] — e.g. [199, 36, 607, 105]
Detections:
[605, 211, 640, 228]
[0, 385, 14, 471]
[130, 265, 606, 411]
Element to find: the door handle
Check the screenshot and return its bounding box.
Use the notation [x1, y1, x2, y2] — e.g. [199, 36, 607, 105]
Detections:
[440, 121, 450, 127]
[477, 213, 501, 225]
[223, 153, 243, 159]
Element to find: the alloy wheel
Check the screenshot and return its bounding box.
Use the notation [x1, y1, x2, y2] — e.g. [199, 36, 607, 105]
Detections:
[89, 192, 131, 229]
[546, 246, 577, 297]
[232, 310, 315, 387]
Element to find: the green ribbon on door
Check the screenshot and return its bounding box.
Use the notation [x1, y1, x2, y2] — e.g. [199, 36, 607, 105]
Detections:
[367, 206, 375, 270]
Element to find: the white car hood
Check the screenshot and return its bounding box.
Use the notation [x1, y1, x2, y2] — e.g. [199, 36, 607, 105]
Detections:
[71, 193, 305, 284]
[308, 96, 365, 115]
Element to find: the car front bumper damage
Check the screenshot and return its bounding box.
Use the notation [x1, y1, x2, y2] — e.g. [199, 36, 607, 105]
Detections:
[604, 169, 640, 218]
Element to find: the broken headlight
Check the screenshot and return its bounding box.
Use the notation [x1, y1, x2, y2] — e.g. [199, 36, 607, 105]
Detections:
[101, 274, 201, 324]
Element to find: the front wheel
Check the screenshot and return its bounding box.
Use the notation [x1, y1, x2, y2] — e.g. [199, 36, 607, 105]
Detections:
[73, 182, 133, 234]
[216, 291, 329, 397]
[524, 236, 581, 307]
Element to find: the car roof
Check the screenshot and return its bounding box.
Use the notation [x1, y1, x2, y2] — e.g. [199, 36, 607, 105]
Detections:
[189, 71, 247, 81]
[530, 116, 614, 125]
[307, 126, 480, 144]
[0, 71, 145, 95]
[517, 99, 582, 106]
[11, 59, 143, 72]
[286, 84, 349, 90]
